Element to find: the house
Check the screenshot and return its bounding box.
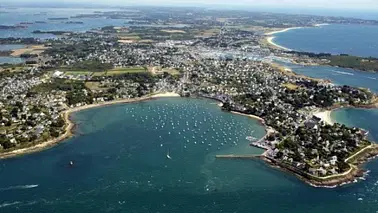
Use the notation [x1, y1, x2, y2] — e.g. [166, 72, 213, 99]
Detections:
[52, 70, 64, 78]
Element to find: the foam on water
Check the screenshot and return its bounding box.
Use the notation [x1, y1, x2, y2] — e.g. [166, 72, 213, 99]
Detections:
[0, 202, 21, 208]
[332, 70, 355, 76]
[0, 184, 39, 191]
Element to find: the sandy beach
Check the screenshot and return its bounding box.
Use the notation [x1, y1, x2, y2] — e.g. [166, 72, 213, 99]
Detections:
[266, 36, 292, 51]
[230, 111, 265, 122]
[11, 45, 47, 57]
[151, 92, 180, 98]
[265, 27, 303, 36]
[0, 93, 180, 159]
[264, 27, 304, 51]
[314, 110, 334, 125]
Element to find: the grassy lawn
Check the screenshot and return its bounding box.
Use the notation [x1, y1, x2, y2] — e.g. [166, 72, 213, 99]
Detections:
[106, 67, 146, 76]
[162, 68, 180, 75]
[91, 72, 106, 77]
[64, 71, 93, 76]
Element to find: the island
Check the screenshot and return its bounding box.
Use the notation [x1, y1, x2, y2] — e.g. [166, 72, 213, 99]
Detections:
[32, 30, 72, 35]
[0, 25, 28, 30]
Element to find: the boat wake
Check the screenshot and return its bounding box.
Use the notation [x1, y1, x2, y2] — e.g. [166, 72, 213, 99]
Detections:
[0, 184, 39, 191]
[367, 77, 377, 80]
[332, 71, 354, 76]
[0, 201, 21, 208]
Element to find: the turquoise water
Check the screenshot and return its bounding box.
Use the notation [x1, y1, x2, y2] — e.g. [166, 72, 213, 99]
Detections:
[1, 98, 378, 212]
[273, 24, 378, 58]
[2, 8, 378, 213]
[332, 108, 378, 142]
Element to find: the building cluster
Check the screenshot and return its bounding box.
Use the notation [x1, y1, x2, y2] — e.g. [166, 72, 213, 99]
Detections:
[0, 68, 67, 150]
[0, 10, 375, 178]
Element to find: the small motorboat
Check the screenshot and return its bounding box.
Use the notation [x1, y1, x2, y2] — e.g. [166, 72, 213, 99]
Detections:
[166, 150, 172, 159]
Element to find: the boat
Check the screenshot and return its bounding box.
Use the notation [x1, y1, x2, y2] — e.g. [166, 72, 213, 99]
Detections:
[166, 150, 172, 159]
[246, 136, 257, 141]
[69, 161, 74, 166]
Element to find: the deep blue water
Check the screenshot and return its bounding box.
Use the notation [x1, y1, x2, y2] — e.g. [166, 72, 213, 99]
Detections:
[273, 24, 378, 58]
[1, 97, 378, 213]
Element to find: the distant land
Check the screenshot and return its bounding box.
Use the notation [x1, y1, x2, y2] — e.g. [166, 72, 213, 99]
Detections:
[286, 51, 378, 72]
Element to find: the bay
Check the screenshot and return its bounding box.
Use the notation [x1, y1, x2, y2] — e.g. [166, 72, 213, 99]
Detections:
[2, 97, 378, 213]
[273, 24, 378, 58]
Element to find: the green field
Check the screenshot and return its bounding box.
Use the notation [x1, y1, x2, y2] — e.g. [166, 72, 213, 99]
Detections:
[106, 67, 147, 76]
[161, 68, 180, 75]
[64, 71, 93, 76]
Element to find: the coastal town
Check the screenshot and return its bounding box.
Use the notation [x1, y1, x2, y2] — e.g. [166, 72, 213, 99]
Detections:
[1, 6, 378, 187]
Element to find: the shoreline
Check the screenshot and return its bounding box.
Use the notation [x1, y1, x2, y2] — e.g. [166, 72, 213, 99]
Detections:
[266, 37, 292, 51]
[260, 143, 378, 188]
[264, 23, 329, 51]
[225, 103, 378, 188]
[264, 27, 302, 51]
[230, 111, 265, 122]
[0, 92, 180, 160]
[264, 27, 303, 36]
[313, 110, 334, 125]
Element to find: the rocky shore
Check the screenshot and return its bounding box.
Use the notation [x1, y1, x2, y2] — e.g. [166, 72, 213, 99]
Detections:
[261, 144, 378, 188]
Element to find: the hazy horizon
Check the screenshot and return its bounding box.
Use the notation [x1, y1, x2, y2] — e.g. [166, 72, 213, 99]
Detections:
[1, 0, 378, 11]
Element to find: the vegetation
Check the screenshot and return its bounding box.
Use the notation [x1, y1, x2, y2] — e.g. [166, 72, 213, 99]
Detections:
[286, 51, 378, 72]
[67, 60, 113, 72]
[31, 79, 86, 93]
[327, 55, 378, 72]
[106, 67, 147, 75]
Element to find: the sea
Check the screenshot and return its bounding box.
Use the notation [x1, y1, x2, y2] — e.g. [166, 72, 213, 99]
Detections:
[0, 8, 128, 39]
[272, 24, 378, 58]
[2, 98, 378, 213]
[2, 7, 378, 213]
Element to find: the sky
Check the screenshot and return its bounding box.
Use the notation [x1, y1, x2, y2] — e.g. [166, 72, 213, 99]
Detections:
[2, 0, 378, 11]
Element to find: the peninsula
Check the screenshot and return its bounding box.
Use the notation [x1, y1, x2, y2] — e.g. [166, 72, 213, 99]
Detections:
[1, 6, 378, 188]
